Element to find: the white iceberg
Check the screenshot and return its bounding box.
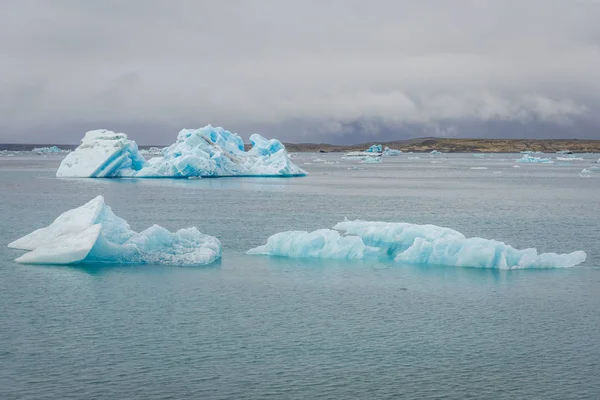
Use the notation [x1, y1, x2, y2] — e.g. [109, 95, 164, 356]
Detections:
[32, 146, 68, 154]
[8, 196, 221, 266]
[514, 154, 554, 164]
[383, 147, 401, 156]
[361, 156, 382, 164]
[56, 126, 306, 178]
[247, 220, 586, 269]
[56, 130, 147, 178]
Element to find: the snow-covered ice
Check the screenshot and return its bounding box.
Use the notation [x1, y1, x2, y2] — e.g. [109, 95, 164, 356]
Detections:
[56, 126, 305, 178]
[515, 154, 554, 164]
[247, 220, 586, 269]
[8, 196, 221, 266]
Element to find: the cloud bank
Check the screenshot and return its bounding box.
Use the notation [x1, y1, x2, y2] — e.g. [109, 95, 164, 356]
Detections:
[1, 0, 599, 143]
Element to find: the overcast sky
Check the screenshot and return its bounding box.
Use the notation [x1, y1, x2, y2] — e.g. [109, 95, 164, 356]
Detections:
[1, 0, 599, 144]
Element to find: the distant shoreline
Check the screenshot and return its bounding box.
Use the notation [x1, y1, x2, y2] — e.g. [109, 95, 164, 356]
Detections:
[1, 137, 599, 153]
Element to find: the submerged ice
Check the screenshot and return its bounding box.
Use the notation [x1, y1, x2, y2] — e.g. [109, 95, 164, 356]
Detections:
[247, 220, 586, 269]
[56, 126, 306, 178]
[8, 196, 221, 266]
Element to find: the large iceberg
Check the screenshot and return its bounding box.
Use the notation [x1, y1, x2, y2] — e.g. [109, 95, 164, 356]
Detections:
[515, 154, 554, 164]
[247, 220, 586, 269]
[56, 126, 306, 178]
[8, 196, 221, 266]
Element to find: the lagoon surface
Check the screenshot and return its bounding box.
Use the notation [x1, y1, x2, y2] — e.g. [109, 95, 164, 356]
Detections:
[1, 152, 599, 399]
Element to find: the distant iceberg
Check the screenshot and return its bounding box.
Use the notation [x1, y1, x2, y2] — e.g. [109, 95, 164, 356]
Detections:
[33, 146, 68, 154]
[366, 144, 382, 153]
[8, 196, 221, 266]
[514, 154, 554, 164]
[56, 126, 306, 178]
[361, 156, 382, 164]
[430, 150, 442, 155]
[383, 147, 401, 156]
[248, 220, 586, 269]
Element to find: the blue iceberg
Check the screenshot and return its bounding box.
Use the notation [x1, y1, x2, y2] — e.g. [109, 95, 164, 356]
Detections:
[8, 196, 221, 266]
[361, 156, 382, 164]
[247, 220, 587, 269]
[366, 144, 382, 153]
[430, 150, 442, 155]
[515, 154, 554, 164]
[56, 126, 306, 178]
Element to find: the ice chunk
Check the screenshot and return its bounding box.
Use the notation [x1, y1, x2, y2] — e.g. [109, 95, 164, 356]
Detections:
[361, 156, 382, 164]
[472, 153, 486, 158]
[429, 150, 442, 155]
[246, 229, 379, 259]
[514, 154, 554, 163]
[248, 220, 587, 269]
[383, 147, 401, 156]
[57, 130, 147, 178]
[470, 167, 488, 170]
[366, 144, 382, 153]
[32, 146, 68, 154]
[579, 168, 593, 177]
[57, 126, 306, 178]
[8, 196, 221, 266]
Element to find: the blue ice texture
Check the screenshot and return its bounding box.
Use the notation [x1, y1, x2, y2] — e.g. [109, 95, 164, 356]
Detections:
[8, 196, 221, 266]
[33, 146, 67, 153]
[247, 219, 587, 269]
[365, 144, 383, 153]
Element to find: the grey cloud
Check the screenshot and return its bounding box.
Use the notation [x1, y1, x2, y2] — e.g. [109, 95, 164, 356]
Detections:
[1, 0, 599, 143]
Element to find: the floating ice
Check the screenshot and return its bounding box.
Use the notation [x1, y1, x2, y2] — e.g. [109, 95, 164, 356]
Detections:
[139, 147, 164, 156]
[366, 144, 382, 153]
[515, 154, 554, 164]
[248, 220, 586, 269]
[57, 126, 305, 178]
[57, 130, 147, 178]
[556, 156, 583, 161]
[472, 153, 486, 158]
[430, 150, 442, 155]
[8, 196, 221, 266]
[361, 156, 382, 164]
[383, 147, 401, 156]
[246, 229, 379, 259]
[521, 150, 543, 154]
[33, 146, 68, 154]
[470, 167, 488, 170]
[580, 168, 593, 177]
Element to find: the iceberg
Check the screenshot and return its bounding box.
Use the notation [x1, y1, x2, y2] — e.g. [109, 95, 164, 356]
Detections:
[361, 156, 382, 164]
[56, 130, 147, 178]
[8, 196, 221, 266]
[33, 146, 68, 154]
[514, 154, 554, 164]
[430, 150, 442, 155]
[247, 220, 586, 269]
[366, 144, 383, 153]
[246, 229, 379, 259]
[56, 126, 306, 178]
[383, 147, 401, 156]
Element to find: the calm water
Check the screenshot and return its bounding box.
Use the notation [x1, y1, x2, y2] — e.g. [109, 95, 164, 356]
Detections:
[1, 153, 599, 399]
